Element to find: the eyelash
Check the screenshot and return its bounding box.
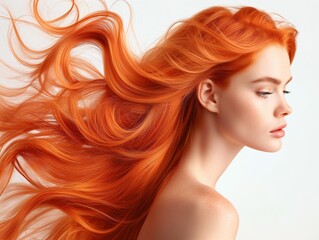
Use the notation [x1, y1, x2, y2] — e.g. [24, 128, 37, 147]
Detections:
[257, 90, 290, 98]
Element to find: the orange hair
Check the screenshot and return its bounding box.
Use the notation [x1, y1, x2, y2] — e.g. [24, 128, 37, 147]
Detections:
[0, 1, 297, 239]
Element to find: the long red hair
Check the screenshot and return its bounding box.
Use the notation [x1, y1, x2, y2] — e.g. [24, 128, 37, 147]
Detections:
[0, 1, 297, 239]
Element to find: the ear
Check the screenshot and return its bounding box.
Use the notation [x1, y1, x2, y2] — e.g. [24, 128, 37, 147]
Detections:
[197, 79, 220, 113]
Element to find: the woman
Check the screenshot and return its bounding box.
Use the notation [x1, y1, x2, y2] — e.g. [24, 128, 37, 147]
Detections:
[0, 1, 297, 239]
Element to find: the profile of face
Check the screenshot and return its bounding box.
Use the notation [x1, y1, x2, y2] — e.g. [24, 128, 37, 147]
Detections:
[214, 44, 292, 152]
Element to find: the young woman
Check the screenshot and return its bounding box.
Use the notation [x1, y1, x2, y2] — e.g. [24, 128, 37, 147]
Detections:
[0, 1, 297, 239]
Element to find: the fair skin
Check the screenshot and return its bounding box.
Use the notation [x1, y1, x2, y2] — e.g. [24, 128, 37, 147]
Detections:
[137, 44, 292, 240]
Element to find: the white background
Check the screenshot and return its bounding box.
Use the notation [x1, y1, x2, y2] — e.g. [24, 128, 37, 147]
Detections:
[1, 0, 318, 239]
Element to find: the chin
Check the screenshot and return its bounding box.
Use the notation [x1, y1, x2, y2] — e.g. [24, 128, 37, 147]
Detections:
[248, 141, 282, 153]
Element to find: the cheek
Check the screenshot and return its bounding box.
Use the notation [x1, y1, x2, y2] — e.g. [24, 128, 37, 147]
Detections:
[218, 94, 269, 142]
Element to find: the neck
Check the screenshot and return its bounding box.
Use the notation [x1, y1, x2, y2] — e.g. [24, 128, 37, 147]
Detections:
[177, 111, 243, 189]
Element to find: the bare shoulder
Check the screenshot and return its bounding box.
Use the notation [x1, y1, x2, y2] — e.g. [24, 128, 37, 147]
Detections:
[137, 183, 239, 240]
[196, 185, 239, 222]
[190, 186, 239, 240]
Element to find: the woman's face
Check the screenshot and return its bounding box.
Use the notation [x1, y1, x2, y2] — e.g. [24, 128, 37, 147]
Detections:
[215, 44, 292, 152]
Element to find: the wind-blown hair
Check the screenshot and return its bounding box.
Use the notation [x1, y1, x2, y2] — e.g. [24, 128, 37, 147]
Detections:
[0, 1, 297, 239]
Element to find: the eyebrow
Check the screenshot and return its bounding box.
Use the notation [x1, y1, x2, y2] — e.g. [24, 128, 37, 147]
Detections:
[251, 76, 293, 85]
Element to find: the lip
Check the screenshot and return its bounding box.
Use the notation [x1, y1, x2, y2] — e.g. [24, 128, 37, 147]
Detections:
[270, 123, 287, 138]
[270, 123, 287, 133]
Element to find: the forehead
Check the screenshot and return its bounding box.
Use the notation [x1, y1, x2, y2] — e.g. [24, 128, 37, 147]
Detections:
[229, 44, 291, 86]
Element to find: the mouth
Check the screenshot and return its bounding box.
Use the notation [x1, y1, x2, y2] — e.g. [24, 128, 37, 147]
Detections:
[270, 123, 287, 138]
[270, 123, 287, 132]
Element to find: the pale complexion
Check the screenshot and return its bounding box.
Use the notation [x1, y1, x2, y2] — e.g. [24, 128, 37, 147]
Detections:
[137, 44, 293, 240]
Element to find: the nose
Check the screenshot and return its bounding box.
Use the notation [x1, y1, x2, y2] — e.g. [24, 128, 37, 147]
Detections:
[274, 96, 293, 117]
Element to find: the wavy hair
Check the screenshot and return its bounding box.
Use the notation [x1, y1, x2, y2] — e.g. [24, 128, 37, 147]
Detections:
[0, 1, 297, 239]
